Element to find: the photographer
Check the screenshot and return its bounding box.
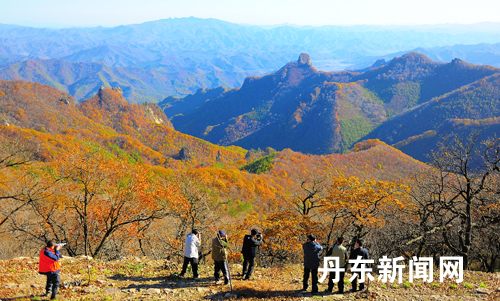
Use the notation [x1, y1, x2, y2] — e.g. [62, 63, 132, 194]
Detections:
[241, 228, 263, 280]
[180, 229, 201, 279]
[38, 240, 62, 300]
[212, 230, 230, 285]
[302, 234, 322, 294]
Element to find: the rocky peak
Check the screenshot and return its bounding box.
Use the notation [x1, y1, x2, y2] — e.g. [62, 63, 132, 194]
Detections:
[142, 103, 174, 129]
[96, 86, 127, 107]
[298, 53, 312, 66]
[98, 86, 123, 96]
[178, 147, 192, 161]
[450, 58, 471, 68]
[112, 87, 123, 95]
[59, 95, 74, 105]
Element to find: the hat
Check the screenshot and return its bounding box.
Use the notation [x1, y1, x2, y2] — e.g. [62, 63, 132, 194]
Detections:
[251, 229, 258, 235]
[218, 230, 226, 236]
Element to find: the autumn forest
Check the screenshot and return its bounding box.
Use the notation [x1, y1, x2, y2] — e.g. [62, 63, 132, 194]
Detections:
[0, 69, 499, 282]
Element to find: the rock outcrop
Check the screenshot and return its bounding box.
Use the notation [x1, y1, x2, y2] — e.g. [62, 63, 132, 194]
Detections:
[297, 53, 312, 66]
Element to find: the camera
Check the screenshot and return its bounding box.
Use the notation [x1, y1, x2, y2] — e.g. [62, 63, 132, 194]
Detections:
[56, 242, 67, 248]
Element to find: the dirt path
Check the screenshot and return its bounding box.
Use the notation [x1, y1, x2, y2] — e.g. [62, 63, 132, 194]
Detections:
[1, 257, 499, 300]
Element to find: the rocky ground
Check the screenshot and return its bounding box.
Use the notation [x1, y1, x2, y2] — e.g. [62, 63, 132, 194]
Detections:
[1, 256, 499, 300]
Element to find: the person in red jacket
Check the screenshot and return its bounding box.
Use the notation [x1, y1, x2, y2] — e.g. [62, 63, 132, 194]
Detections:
[38, 240, 62, 300]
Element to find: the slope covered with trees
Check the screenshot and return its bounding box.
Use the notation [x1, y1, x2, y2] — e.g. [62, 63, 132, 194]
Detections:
[2, 78, 500, 283]
[0, 79, 246, 166]
[367, 72, 500, 160]
[0, 59, 249, 102]
[170, 52, 500, 156]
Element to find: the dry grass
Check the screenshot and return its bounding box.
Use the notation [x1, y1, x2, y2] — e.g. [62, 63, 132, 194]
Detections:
[0, 257, 499, 300]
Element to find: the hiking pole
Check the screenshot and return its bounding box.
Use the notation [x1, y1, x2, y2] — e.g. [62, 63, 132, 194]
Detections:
[200, 193, 233, 294]
[257, 245, 260, 267]
[225, 237, 233, 292]
[85, 233, 91, 286]
[200, 232, 205, 265]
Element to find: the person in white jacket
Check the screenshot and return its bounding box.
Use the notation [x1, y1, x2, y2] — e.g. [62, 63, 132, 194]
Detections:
[180, 229, 201, 278]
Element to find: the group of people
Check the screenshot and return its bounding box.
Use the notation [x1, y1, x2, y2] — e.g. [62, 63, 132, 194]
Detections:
[303, 235, 370, 295]
[179, 228, 263, 284]
[37, 230, 365, 298]
[37, 229, 263, 298]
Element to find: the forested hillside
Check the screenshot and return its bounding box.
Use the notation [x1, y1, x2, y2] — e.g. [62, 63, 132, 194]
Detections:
[2, 79, 500, 297]
[2, 11, 500, 301]
[0, 79, 245, 166]
[0, 79, 425, 255]
[169, 53, 500, 156]
[371, 73, 500, 160]
[0, 59, 249, 102]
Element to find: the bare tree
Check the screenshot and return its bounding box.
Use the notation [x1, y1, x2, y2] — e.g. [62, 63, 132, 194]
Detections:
[409, 131, 500, 269]
[292, 177, 327, 216]
[0, 137, 50, 229]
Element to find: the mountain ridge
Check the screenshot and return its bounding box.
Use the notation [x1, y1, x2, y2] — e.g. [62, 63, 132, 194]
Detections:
[4, 18, 500, 102]
[0, 79, 246, 166]
[168, 52, 500, 157]
[0, 58, 252, 102]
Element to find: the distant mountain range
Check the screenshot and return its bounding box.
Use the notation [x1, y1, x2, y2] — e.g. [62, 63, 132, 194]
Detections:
[166, 52, 500, 160]
[2, 18, 500, 161]
[3, 18, 500, 102]
[351, 43, 500, 70]
[0, 58, 250, 103]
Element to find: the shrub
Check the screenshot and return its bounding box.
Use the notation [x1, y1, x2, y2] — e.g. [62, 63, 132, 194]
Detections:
[240, 152, 276, 174]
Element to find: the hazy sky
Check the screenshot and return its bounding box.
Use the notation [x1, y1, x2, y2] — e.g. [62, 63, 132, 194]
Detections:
[1, 0, 500, 28]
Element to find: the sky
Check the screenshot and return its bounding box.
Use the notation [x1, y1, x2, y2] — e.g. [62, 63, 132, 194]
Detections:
[1, 0, 500, 28]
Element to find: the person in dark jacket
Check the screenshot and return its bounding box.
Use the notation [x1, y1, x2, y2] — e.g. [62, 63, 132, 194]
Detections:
[349, 239, 370, 292]
[241, 228, 263, 280]
[212, 230, 230, 284]
[38, 240, 62, 300]
[302, 234, 323, 294]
